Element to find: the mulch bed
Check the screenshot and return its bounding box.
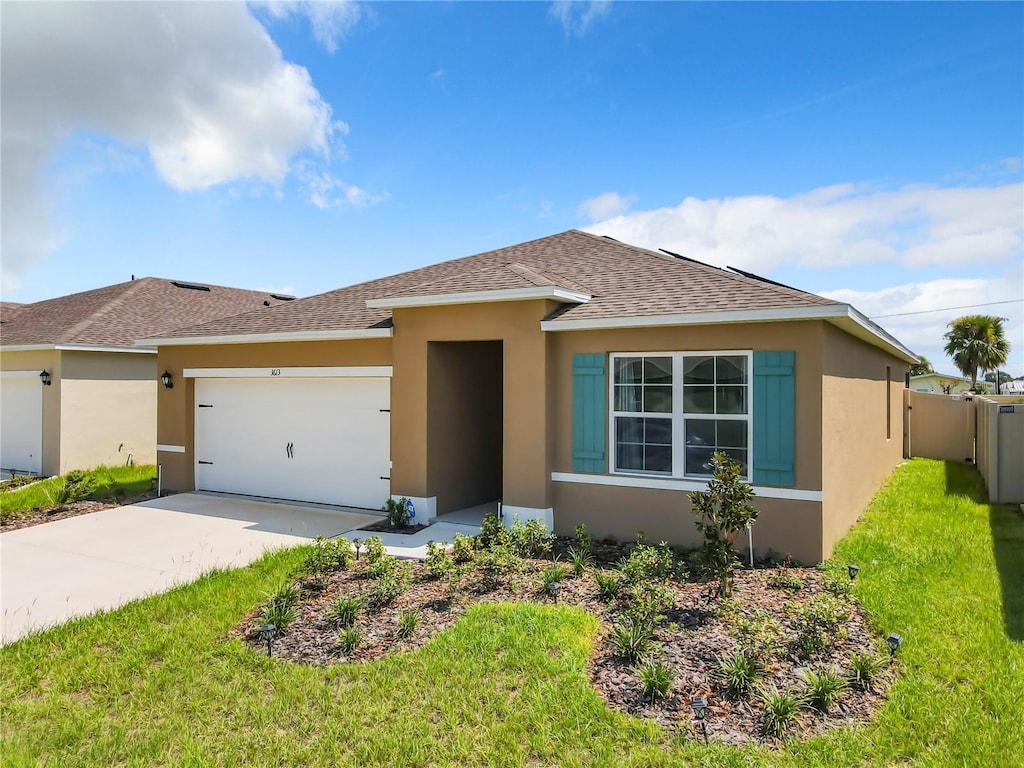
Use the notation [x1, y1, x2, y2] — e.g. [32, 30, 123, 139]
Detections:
[236, 539, 895, 745]
[0, 490, 163, 532]
[356, 520, 431, 536]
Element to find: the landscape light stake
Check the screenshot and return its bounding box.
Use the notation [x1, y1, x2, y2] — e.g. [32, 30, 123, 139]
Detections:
[848, 564, 860, 581]
[886, 633, 903, 658]
[691, 697, 709, 744]
[257, 624, 276, 657]
[353, 539, 362, 561]
[550, 581, 561, 604]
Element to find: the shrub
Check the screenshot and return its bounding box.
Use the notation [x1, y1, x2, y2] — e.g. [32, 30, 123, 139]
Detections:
[46, 470, 96, 508]
[369, 562, 412, 609]
[804, 668, 847, 712]
[823, 575, 852, 597]
[849, 651, 887, 691]
[424, 541, 455, 580]
[759, 683, 803, 738]
[504, 519, 554, 558]
[594, 572, 621, 602]
[626, 581, 675, 626]
[364, 536, 386, 564]
[719, 648, 762, 698]
[608, 617, 653, 663]
[475, 545, 525, 588]
[396, 609, 420, 639]
[367, 553, 399, 580]
[540, 563, 570, 594]
[574, 523, 594, 555]
[383, 497, 412, 527]
[325, 596, 363, 629]
[304, 537, 353, 581]
[478, 514, 505, 548]
[732, 614, 785, 662]
[788, 596, 851, 659]
[451, 533, 476, 563]
[689, 453, 759, 598]
[639, 658, 674, 700]
[337, 626, 362, 654]
[567, 545, 592, 576]
[619, 541, 682, 584]
[766, 571, 803, 592]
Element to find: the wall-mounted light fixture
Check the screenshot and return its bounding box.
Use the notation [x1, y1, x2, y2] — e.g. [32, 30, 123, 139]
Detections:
[39, 370, 52, 386]
[160, 370, 174, 389]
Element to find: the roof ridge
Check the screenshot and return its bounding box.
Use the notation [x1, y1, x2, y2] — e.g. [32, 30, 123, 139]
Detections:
[61, 279, 151, 343]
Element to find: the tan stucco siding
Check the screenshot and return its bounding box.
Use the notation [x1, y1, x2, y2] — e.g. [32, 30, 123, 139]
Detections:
[821, 323, 907, 557]
[552, 482, 824, 565]
[156, 339, 392, 492]
[548, 321, 826, 490]
[1, 349, 63, 475]
[391, 300, 555, 511]
[58, 351, 157, 472]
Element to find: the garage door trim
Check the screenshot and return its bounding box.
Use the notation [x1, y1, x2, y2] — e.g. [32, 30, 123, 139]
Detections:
[185, 366, 392, 379]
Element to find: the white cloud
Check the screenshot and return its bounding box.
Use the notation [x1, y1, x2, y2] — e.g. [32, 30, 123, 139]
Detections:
[587, 181, 1023, 271]
[301, 167, 387, 210]
[255, 1, 361, 54]
[550, 1, 611, 36]
[577, 191, 634, 222]
[0, 2, 350, 290]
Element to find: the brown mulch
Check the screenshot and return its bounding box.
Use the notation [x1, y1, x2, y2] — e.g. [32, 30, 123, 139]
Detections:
[235, 541, 895, 745]
[0, 490, 164, 532]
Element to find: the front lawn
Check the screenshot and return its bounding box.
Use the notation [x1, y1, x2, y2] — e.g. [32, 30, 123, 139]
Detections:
[1, 459, 1021, 766]
[0, 464, 156, 524]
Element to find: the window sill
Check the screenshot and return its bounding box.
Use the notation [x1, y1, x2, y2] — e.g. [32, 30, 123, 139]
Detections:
[551, 471, 822, 502]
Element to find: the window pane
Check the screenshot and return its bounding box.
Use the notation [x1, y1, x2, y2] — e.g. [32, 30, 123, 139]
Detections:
[683, 356, 715, 384]
[644, 386, 672, 413]
[717, 355, 747, 384]
[645, 444, 672, 472]
[717, 386, 747, 415]
[615, 385, 642, 412]
[685, 419, 716, 447]
[617, 442, 644, 471]
[616, 417, 644, 443]
[643, 357, 673, 384]
[645, 418, 673, 445]
[686, 446, 715, 475]
[615, 357, 643, 385]
[683, 385, 714, 413]
[717, 420, 748, 448]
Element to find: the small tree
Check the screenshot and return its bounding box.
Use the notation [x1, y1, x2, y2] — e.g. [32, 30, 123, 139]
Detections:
[689, 453, 759, 598]
[909, 356, 933, 377]
[943, 315, 1010, 390]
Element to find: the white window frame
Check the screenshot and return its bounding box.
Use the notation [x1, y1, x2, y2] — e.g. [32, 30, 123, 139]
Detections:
[608, 350, 753, 480]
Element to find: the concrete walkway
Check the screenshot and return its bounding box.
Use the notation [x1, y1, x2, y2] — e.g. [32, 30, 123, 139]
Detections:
[0, 493, 381, 644]
[358, 521, 483, 559]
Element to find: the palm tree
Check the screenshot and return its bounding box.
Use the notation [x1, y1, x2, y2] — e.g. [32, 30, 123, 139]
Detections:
[909, 356, 933, 377]
[942, 315, 1011, 390]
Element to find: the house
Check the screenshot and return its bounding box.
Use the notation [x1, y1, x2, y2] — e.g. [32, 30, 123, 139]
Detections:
[0, 278, 294, 476]
[909, 372, 974, 395]
[142, 231, 915, 563]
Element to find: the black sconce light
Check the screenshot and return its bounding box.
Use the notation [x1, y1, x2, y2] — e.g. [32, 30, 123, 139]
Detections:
[848, 564, 860, 581]
[886, 633, 903, 657]
[691, 696, 709, 743]
[257, 624, 276, 657]
[39, 370, 52, 386]
[160, 370, 174, 389]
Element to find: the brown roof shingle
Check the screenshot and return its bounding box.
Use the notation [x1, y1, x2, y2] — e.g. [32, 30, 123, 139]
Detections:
[0, 278, 293, 348]
[151, 230, 839, 340]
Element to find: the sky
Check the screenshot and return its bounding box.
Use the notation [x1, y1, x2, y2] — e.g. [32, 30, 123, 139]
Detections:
[1, 1, 1022, 376]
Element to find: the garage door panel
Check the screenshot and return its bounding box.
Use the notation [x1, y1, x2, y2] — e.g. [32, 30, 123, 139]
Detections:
[194, 377, 390, 509]
[1, 375, 43, 474]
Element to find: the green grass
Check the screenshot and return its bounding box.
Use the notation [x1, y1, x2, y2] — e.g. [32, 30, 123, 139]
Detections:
[0, 464, 156, 519]
[1, 459, 1021, 766]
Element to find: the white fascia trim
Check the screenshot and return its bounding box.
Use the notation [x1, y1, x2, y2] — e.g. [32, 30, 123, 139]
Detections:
[366, 286, 591, 309]
[551, 471, 823, 503]
[184, 366, 393, 379]
[540, 303, 917, 364]
[1, 344, 155, 355]
[156, 444, 186, 454]
[135, 328, 393, 347]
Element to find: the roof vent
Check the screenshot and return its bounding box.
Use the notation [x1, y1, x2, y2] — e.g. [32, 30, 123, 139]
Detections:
[270, 294, 296, 301]
[171, 281, 211, 292]
[263, 301, 270, 306]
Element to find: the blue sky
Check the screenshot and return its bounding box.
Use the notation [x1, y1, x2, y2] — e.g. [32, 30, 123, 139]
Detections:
[2, 1, 1022, 375]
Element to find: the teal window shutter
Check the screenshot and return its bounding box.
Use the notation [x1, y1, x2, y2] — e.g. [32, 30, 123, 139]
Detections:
[752, 351, 796, 486]
[573, 354, 607, 473]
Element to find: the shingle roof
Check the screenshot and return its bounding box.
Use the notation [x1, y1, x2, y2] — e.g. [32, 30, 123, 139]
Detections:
[151, 230, 838, 340]
[0, 278, 293, 348]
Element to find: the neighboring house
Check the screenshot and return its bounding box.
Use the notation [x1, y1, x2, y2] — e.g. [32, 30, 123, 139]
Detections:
[143, 231, 915, 563]
[0, 279, 294, 476]
[910, 372, 973, 395]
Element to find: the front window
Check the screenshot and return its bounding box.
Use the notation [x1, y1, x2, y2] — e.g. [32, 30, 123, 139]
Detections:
[612, 352, 751, 478]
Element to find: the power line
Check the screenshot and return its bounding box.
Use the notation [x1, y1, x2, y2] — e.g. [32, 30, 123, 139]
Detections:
[871, 299, 1023, 319]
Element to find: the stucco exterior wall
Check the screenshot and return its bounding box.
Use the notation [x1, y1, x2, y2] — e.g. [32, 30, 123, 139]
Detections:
[156, 339, 392, 492]
[1, 349, 63, 475]
[390, 300, 555, 512]
[821, 323, 907, 558]
[58, 351, 158, 472]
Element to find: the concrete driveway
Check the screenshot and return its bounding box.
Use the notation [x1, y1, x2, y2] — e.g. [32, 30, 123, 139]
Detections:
[0, 493, 381, 644]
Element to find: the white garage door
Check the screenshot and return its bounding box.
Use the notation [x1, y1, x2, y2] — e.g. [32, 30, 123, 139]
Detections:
[194, 376, 390, 510]
[0, 373, 43, 474]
